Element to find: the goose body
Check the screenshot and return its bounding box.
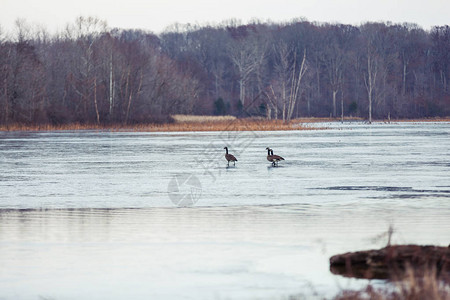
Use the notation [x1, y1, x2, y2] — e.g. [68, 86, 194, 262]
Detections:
[224, 147, 237, 166]
[266, 147, 284, 166]
[266, 147, 275, 163]
[271, 150, 285, 165]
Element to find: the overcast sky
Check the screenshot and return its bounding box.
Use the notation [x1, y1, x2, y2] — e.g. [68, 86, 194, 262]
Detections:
[1, 0, 449, 34]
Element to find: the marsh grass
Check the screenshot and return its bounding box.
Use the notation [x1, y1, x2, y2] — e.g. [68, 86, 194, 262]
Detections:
[333, 265, 450, 300]
[134, 118, 316, 131]
[0, 118, 317, 132]
[388, 117, 450, 123]
[171, 114, 237, 122]
[1, 116, 448, 132]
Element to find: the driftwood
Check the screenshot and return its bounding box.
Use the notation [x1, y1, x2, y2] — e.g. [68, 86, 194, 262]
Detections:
[330, 245, 450, 280]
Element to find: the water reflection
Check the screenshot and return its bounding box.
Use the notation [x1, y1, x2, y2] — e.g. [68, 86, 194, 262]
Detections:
[0, 203, 448, 299]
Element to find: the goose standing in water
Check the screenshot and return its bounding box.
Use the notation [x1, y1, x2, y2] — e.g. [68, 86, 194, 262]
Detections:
[266, 147, 284, 166]
[266, 147, 275, 164]
[224, 147, 237, 166]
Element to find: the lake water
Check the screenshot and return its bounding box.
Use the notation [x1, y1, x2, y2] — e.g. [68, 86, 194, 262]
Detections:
[0, 122, 449, 299]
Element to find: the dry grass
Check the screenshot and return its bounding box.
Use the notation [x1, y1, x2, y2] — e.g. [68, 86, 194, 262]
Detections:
[333, 266, 450, 300]
[0, 119, 318, 132]
[0, 123, 100, 131]
[171, 114, 237, 123]
[133, 119, 316, 131]
[292, 116, 450, 123]
[1, 116, 448, 132]
[386, 117, 450, 123]
[292, 117, 365, 123]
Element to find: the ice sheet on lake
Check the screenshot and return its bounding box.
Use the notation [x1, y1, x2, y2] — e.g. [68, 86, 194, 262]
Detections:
[0, 122, 449, 299]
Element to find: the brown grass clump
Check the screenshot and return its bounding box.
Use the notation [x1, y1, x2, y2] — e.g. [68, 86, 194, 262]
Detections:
[333, 265, 450, 300]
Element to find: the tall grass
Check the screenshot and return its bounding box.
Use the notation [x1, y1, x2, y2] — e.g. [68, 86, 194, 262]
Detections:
[171, 114, 237, 123]
[333, 265, 449, 300]
[2, 116, 447, 132]
[389, 117, 450, 123]
[137, 119, 315, 131]
[0, 118, 317, 132]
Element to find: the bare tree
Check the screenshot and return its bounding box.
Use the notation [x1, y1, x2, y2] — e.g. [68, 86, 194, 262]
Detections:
[267, 42, 308, 123]
[431, 26, 450, 94]
[67, 17, 108, 123]
[322, 27, 345, 117]
[228, 30, 266, 107]
[362, 25, 383, 124]
[265, 42, 288, 120]
[0, 41, 12, 124]
[1, 18, 449, 125]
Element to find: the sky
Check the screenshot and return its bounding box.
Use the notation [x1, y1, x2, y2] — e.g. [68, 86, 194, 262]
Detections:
[1, 0, 449, 35]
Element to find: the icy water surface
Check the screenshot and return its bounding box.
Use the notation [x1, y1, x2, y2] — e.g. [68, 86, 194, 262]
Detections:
[0, 122, 449, 299]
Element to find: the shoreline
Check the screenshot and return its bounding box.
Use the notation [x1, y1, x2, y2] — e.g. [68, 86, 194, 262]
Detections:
[0, 117, 449, 132]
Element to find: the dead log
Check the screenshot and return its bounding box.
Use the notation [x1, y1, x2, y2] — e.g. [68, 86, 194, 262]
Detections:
[330, 244, 450, 280]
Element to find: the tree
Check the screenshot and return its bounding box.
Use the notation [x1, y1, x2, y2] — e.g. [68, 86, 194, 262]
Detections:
[3, 20, 47, 124]
[227, 26, 266, 107]
[1, 18, 449, 125]
[431, 26, 450, 94]
[321, 24, 358, 118]
[266, 42, 308, 123]
[361, 23, 388, 123]
[322, 26, 344, 117]
[65, 16, 108, 123]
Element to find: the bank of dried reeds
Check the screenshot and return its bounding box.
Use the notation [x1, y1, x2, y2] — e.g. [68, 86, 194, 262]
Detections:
[388, 117, 450, 123]
[333, 265, 450, 300]
[171, 114, 237, 123]
[1, 116, 448, 132]
[137, 118, 316, 131]
[0, 118, 316, 132]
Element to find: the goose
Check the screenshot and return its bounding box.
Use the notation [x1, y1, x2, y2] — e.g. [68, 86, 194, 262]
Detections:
[271, 149, 285, 166]
[266, 147, 284, 166]
[266, 147, 275, 164]
[224, 147, 237, 166]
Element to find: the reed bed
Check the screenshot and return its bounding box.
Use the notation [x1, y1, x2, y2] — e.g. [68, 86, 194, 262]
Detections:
[389, 117, 450, 123]
[1, 116, 448, 132]
[129, 119, 315, 131]
[292, 117, 365, 123]
[0, 119, 315, 132]
[171, 114, 237, 123]
[332, 266, 449, 300]
[0, 123, 104, 131]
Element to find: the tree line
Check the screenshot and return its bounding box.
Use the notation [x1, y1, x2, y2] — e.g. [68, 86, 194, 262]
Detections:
[0, 17, 449, 125]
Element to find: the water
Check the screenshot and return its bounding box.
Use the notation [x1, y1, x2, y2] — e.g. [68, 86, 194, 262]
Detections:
[0, 122, 449, 299]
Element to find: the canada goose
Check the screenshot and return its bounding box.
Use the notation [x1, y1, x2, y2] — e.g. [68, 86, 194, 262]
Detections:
[266, 147, 275, 164]
[224, 147, 237, 166]
[266, 147, 284, 166]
